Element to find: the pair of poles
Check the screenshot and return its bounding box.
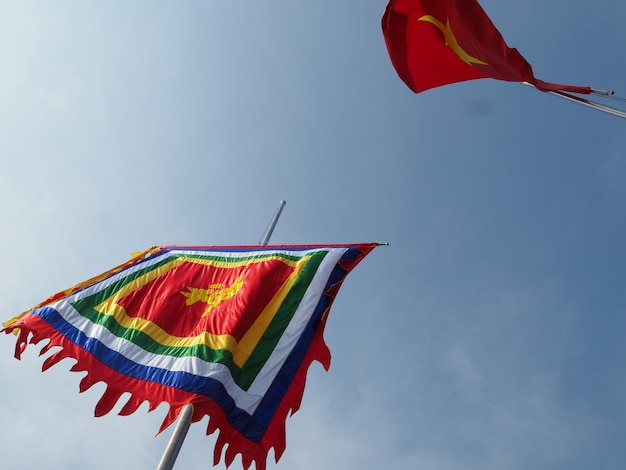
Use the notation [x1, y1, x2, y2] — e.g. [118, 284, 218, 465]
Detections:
[156, 200, 287, 470]
[524, 82, 626, 119]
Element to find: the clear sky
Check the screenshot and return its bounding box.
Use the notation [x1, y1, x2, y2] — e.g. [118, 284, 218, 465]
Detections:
[1, 1, 626, 469]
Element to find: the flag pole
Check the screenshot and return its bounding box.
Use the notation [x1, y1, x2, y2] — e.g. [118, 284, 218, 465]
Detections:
[155, 200, 287, 470]
[522, 82, 626, 119]
[548, 90, 626, 120]
[156, 404, 194, 470]
[260, 200, 286, 246]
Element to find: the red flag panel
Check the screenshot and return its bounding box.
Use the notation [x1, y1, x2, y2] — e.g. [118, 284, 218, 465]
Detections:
[382, 0, 591, 94]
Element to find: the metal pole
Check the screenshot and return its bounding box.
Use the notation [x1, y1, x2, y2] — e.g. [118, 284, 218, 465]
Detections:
[547, 90, 626, 120]
[155, 200, 287, 469]
[156, 404, 194, 470]
[522, 82, 626, 119]
[260, 200, 287, 246]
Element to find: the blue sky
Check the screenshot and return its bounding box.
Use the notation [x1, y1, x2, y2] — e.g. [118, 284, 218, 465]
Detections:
[1, 1, 626, 469]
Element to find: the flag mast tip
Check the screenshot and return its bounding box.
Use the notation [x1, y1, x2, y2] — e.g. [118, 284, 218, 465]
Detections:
[591, 88, 615, 96]
[260, 200, 287, 246]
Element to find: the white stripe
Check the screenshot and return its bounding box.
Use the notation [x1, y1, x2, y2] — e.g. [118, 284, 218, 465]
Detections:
[64, 247, 333, 302]
[246, 248, 346, 396]
[46, 247, 349, 414]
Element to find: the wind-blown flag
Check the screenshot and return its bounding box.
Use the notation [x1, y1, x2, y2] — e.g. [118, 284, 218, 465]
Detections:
[2, 244, 377, 469]
[382, 0, 591, 94]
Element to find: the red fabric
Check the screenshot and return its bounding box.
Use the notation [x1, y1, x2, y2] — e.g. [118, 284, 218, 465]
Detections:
[382, 0, 590, 94]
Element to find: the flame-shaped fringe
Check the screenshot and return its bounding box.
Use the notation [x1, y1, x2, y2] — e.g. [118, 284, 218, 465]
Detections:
[70, 362, 86, 373]
[223, 442, 237, 468]
[206, 414, 219, 435]
[79, 372, 99, 393]
[158, 406, 182, 435]
[38, 340, 55, 356]
[118, 395, 144, 416]
[213, 432, 225, 466]
[3, 311, 336, 470]
[240, 448, 255, 470]
[212, 430, 267, 470]
[94, 387, 126, 417]
[41, 348, 73, 371]
[2, 315, 334, 470]
[271, 426, 287, 462]
[12, 326, 31, 359]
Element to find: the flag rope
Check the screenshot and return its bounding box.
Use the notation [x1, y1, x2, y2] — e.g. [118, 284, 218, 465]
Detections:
[600, 94, 626, 103]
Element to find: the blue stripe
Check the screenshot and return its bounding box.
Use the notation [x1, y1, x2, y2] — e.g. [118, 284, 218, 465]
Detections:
[251, 250, 354, 423]
[34, 306, 269, 441]
[34, 246, 360, 442]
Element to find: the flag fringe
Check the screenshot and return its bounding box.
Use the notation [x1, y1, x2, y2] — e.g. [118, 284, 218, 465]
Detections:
[1, 311, 335, 470]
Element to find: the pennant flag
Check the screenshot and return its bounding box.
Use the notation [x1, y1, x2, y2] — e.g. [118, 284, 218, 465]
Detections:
[382, 0, 591, 94]
[2, 243, 377, 469]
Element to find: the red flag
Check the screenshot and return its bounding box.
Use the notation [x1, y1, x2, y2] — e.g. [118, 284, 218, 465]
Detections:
[382, 0, 590, 94]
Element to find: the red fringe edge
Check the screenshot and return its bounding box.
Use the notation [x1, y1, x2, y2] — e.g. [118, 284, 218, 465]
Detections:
[2, 314, 332, 470]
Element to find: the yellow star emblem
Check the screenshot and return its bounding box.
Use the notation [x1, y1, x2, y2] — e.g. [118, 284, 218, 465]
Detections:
[180, 275, 244, 317]
[419, 15, 488, 66]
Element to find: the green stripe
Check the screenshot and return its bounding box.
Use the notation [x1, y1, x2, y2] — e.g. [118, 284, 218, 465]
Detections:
[236, 251, 326, 388]
[71, 252, 305, 315]
[69, 250, 328, 389]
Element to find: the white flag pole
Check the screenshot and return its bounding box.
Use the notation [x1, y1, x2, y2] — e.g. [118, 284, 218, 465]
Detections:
[547, 90, 626, 120]
[260, 200, 287, 246]
[522, 82, 626, 119]
[155, 200, 287, 470]
[156, 404, 194, 470]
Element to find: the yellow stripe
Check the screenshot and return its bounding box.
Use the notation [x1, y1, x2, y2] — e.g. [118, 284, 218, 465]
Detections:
[3, 313, 25, 329]
[95, 254, 308, 367]
[232, 259, 307, 366]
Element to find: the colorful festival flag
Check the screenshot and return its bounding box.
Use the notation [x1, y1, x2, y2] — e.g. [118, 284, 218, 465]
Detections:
[2, 243, 377, 469]
[382, 0, 591, 94]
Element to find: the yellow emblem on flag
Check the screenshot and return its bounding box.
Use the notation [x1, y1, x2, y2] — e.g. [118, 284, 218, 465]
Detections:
[180, 275, 245, 317]
[419, 15, 488, 66]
